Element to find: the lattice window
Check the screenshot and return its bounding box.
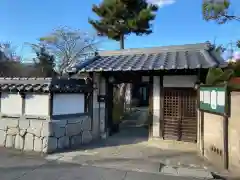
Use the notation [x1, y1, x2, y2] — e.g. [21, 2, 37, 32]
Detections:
[164, 89, 180, 118]
[163, 88, 197, 142]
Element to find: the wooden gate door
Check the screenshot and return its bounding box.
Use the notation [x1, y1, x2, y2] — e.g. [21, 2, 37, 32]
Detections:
[163, 88, 197, 143]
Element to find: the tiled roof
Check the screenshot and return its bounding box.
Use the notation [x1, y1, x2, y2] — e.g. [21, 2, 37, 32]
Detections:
[0, 77, 91, 93]
[70, 42, 227, 73]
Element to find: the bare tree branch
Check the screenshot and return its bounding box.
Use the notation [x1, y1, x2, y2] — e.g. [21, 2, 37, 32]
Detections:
[38, 26, 99, 74]
[0, 42, 19, 61]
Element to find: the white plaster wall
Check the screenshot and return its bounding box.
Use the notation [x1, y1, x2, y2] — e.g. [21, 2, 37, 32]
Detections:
[1, 93, 22, 115]
[152, 76, 160, 137]
[52, 94, 84, 115]
[163, 75, 197, 87]
[25, 94, 49, 116]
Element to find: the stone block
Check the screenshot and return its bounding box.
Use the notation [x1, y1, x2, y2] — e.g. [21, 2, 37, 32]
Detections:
[30, 120, 43, 129]
[82, 131, 92, 144]
[7, 127, 19, 135]
[58, 136, 69, 149]
[5, 135, 15, 148]
[34, 136, 42, 152]
[19, 120, 30, 130]
[52, 120, 67, 128]
[53, 125, 65, 138]
[28, 120, 43, 137]
[66, 123, 82, 136]
[6, 119, 19, 128]
[0, 119, 9, 130]
[48, 137, 58, 152]
[70, 135, 82, 148]
[15, 134, 24, 150]
[33, 128, 42, 137]
[67, 118, 82, 124]
[41, 122, 54, 137]
[0, 130, 6, 146]
[81, 117, 91, 131]
[42, 137, 57, 153]
[19, 129, 27, 137]
[24, 133, 34, 151]
[27, 127, 41, 137]
[42, 137, 48, 153]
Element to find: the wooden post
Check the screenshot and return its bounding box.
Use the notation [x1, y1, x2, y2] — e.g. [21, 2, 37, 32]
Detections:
[200, 110, 204, 156]
[159, 74, 164, 138]
[223, 83, 229, 170]
[149, 75, 153, 137]
[105, 75, 113, 135]
[89, 72, 94, 131]
[48, 93, 53, 117]
[20, 92, 26, 115]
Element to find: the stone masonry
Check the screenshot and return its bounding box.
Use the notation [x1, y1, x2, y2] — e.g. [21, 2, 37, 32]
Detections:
[0, 115, 92, 153]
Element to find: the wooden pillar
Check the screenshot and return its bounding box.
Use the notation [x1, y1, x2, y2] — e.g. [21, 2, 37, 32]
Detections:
[105, 75, 113, 135]
[223, 83, 229, 170]
[99, 74, 106, 135]
[89, 72, 94, 130]
[48, 92, 53, 118]
[152, 76, 161, 137]
[20, 92, 26, 115]
[159, 74, 164, 138]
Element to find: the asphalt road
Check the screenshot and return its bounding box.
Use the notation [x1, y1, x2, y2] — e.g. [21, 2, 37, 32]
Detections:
[0, 148, 208, 180]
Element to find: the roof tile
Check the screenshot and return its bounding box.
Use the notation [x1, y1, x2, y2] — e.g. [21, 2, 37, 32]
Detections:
[71, 42, 227, 72]
[0, 77, 92, 93]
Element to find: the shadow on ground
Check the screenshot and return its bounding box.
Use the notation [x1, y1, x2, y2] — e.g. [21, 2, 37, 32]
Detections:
[51, 108, 150, 154]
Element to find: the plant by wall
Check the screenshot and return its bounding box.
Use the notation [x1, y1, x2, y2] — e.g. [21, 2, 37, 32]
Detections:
[205, 67, 234, 85]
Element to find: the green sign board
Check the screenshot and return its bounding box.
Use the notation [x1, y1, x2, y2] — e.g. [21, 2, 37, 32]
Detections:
[199, 86, 227, 115]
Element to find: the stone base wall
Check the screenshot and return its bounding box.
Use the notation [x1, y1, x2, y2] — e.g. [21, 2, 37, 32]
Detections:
[203, 112, 224, 168]
[0, 115, 94, 153]
[228, 92, 240, 170]
[201, 92, 240, 172]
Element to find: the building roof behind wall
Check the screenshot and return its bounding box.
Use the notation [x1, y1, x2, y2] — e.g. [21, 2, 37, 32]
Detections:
[68, 42, 227, 73]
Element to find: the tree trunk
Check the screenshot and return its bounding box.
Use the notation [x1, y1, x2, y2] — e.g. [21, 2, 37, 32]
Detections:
[119, 34, 125, 99]
[118, 34, 128, 113]
[120, 34, 124, 50]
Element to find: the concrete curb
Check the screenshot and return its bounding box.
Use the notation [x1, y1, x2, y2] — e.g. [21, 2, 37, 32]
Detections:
[160, 166, 213, 179]
[45, 155, 214, 179]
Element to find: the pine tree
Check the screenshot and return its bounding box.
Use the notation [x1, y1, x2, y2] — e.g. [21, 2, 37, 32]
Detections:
[202, 0, 240, 47]
[89, 0, 158, 49]
[34, 46, 56, 77]
[202, 0, 233, 24]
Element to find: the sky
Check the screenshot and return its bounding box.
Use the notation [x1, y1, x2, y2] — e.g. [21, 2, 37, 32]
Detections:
[1, 0, 240, 61]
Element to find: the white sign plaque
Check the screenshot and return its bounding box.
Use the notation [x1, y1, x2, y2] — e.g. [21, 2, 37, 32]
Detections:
[203, 91, 210, 104]
[217, 91, 225, 106]
[210, 90, 217, 109]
